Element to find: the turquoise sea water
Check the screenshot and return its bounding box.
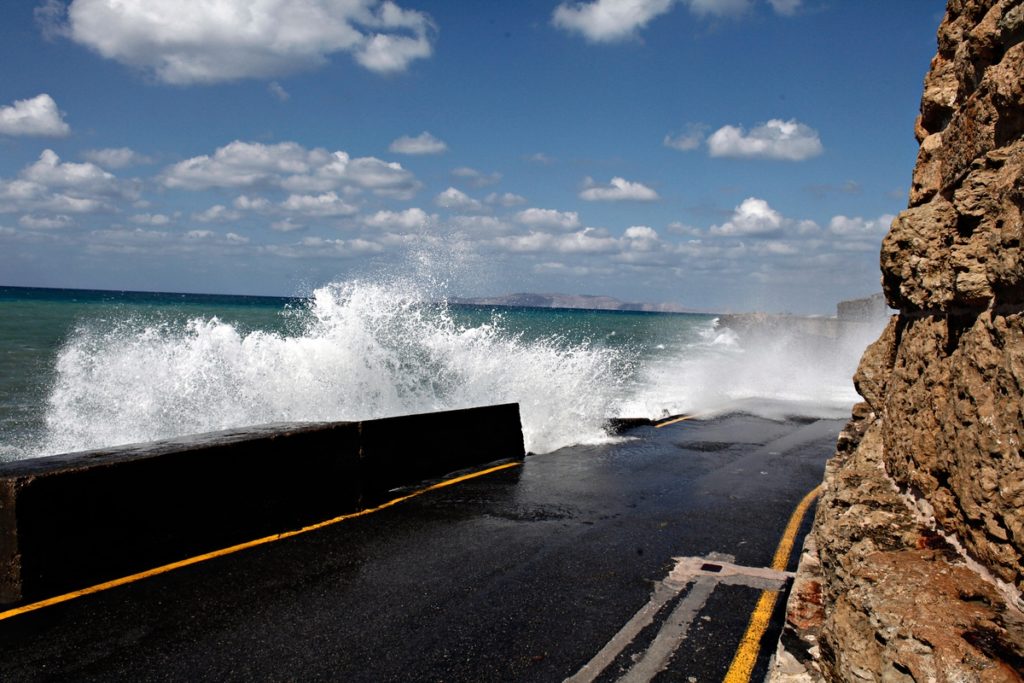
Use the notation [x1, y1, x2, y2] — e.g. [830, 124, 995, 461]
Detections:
[0, 282, 869, 461]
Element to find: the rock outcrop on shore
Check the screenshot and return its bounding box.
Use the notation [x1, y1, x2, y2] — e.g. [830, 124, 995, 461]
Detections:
[774, 1, 1024, 680]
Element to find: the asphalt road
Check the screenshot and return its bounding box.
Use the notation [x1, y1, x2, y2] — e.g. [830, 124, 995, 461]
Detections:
[0, 407, 845, 682]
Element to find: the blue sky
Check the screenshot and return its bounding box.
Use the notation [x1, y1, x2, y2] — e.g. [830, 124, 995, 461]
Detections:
[0, 0, 943, 313]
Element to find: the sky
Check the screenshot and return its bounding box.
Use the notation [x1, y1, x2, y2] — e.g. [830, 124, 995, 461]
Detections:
[0, 0, 945, 314]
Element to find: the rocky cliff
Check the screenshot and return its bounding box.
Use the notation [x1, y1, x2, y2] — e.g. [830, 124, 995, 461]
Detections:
[774, 1, 1024, 680]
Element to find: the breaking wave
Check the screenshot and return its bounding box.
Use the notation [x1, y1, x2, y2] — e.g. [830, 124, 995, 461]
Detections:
[39, 280, 627, 456]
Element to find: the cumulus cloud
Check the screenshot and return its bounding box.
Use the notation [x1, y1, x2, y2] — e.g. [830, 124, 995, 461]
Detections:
[496, 227, 620, 254]
[0, 94, 70, 137]
[448, 215, 513, 235]
[767, 0, 801, 15]
[523, 152, 555, 166]
[451, 167, 501, 187]
[514, 208, 581, 231]
[0, 149, 130, 215]
[194, 205, 242, 223]
[666, 221, 702, 237]
[664, 124, 707, 152]
[389, 131, 447, 155]
[55, 0, 436, 84]
[161, 141, 421, 199]
[19, 214, 73, 230]
[130, 213, 172, 226]
[552, 0, 674, 42]
[684, 0, 752, 17]
[82, 147, 153, 169]
[280, 192, 358, 217]
[268, 82, 290, 102]
[234, 195, 272, 212]
[828, 214, 895, 236]
[709, 197, 784, 236]
[271, 218, 304, 233]
[707, 119, 823, 161]
[486, 192, 527, 207]
[434, 187, 483, 212]
[364, 207, 431, 231]
[580, 176, 659, 202]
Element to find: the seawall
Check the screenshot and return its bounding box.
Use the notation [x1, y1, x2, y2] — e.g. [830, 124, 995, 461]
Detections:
[0, 403, 525, 605]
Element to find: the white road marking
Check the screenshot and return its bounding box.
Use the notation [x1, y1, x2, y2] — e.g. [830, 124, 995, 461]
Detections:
[564, 554, 791, 683]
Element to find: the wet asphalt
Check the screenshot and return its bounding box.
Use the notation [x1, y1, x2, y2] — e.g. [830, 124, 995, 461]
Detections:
[0, 408, 845, 682]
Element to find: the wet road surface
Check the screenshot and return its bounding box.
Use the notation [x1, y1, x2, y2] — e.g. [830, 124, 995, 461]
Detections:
[0, 408, 845, 682]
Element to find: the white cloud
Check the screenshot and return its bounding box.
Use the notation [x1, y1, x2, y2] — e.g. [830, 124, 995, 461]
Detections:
[709, 197, 784, 236]
[524, 152, 555, 165]
[82, 147, 153, 169]
[194, 205, 242, 223]
[225, 232, 249, 244]
[767, 0, 801, 15]
[580, 176, 659, 202]
[828, 214, 895, 236]
[271, 218, 304, 233]
[664, 123, 708, 152]
[666, 221, 702, 237]
[684, 0, 752, 17]
[130, 213, 172, 226]
[234, 195, 272, 211]
[434, 187, 483, 212]
[19, 214, 72, 230]
[364, 207, 431, 231]
[268, 82, 290, 102]
[496, 228, 620, 254]
[553, 0, 674, 42]
[389, 131, 448, 155]
[452, 167, 501, 187]
[281, 192, 358, 216]
[355, 31, 433, 74]
[624, 225, 658, 241]
[186, 229, 215, 240]
[59, 0, 436, 83]
[448, 215, 512, 235]
[707, 119, 823, 161]
[486, 192, 527, 207]
[0, 149, 129, 215]
[22, 150, 118, 193]
[161, 141, 420, 199]
[0, 94, 70, 137]
[514, 208, 581, 231]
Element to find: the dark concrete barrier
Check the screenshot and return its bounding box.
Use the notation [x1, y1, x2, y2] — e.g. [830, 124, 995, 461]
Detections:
[0, 403, 524, 604]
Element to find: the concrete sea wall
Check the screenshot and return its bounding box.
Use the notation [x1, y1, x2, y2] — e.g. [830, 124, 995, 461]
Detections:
[0, 403, 525, 604]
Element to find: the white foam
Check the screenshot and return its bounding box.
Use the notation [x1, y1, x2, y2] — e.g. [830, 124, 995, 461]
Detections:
[38, 280, 625, 456]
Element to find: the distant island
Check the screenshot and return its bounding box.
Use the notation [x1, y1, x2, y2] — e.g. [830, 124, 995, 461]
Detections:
[447, 292, 697, 314]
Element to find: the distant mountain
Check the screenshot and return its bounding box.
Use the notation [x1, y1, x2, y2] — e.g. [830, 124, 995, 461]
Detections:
[447, 292, 695, 314]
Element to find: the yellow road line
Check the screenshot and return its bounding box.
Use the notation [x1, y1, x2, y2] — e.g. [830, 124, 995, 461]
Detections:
[653, 414, 695, 428]
[0, 461, 522, 623]
[721, 484, 821, 683]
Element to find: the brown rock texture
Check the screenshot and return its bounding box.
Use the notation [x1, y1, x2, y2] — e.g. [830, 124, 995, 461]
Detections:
[773, 1, 1024, 680]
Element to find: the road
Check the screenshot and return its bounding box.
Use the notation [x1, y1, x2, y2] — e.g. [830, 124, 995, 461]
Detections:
[0, 407, 845, 682]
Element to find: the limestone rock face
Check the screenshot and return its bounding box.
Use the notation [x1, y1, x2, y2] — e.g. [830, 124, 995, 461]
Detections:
[775, 1, 1024, 680]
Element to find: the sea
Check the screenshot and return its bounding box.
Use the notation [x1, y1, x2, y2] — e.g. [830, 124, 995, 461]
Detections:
[0, 281, 880, 462]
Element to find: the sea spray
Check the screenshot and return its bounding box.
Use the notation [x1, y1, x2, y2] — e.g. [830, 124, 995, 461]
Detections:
[614, 317, 884, 421]
[38, 280, 627, 456]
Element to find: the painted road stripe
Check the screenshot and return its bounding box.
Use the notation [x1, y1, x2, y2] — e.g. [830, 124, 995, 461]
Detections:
[564, 486, 821, 683]
[0, 461, 522, 623]
[619, 575, 717, 683]
[653, 414, 694, 428]
[721, 485, 822, 683]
